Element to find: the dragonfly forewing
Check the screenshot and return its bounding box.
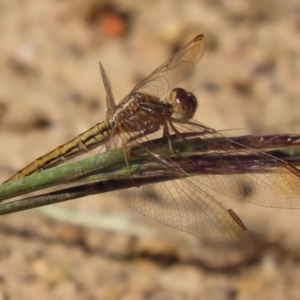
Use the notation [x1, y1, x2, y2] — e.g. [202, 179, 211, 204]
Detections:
[132, 34, 206, 98]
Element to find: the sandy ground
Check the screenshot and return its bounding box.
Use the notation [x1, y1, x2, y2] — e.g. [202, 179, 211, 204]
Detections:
[1, 0, 300, 299]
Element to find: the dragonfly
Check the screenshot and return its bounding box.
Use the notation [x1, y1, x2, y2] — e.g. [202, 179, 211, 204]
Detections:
[4, 34, 300, 251]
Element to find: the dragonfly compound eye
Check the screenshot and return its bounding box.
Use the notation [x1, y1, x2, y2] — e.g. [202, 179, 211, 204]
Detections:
[169, 87, 198, 123]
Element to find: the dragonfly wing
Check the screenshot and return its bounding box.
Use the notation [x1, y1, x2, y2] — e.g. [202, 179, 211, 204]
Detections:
[108, 124, 251, 251]
[166, 121, 300, 209]
[131, 34, 206, 98]
[119, 116, 300, 210]
[196, 164, 300, 209]
[116, 178, 253, 252]
[105, 134, 119, 152]
[99, 62, 116, 119]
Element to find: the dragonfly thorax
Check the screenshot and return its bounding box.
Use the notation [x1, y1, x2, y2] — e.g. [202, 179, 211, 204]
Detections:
[168, 87, 198, 123]
[114, 92, 173, 133]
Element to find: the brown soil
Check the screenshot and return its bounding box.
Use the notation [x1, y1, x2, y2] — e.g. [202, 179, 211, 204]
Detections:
[1, 1, 300, 299]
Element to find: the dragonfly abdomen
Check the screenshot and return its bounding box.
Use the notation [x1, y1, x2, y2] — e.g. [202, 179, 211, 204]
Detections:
[4, 120, 113, 182]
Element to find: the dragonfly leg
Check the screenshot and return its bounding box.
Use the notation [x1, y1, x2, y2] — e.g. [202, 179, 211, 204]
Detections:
[120, 128, 159, 187]
[166, 120, 193, 153]
[187, 120, 216, 134]
[124, 128, 159, 144]
[162, 122, 175, 151]
[168, 121, 184, 141]
[121, 142, 136, 183]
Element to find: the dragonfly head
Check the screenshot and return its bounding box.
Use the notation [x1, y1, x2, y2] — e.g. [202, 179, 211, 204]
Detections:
[168, 88, 198, 123]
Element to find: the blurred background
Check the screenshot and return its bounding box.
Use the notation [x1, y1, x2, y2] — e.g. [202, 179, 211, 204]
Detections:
[1, 0, 300, 299]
